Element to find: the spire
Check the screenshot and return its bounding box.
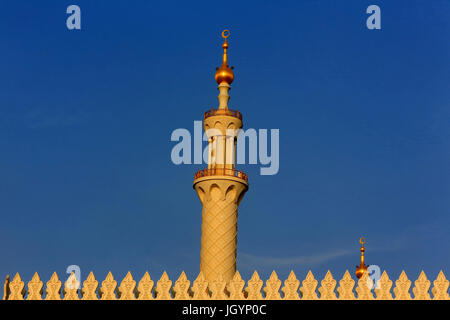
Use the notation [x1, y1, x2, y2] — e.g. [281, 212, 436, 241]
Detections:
[222, 32, 229, 65]
[215, 30, 234, 110]
[355, 237, 368, 279]
[215, 30, 234, 85]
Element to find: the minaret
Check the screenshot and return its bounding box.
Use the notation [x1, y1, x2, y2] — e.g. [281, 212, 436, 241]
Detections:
[193, 30, 249, 283]
[355, 237, 369, 279]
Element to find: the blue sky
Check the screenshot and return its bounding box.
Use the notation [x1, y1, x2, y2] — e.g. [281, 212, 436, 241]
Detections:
[0, 0, 449, 286]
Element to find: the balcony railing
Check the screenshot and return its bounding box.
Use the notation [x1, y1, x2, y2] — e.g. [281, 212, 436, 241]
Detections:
[194, 168, 248, 182]
[204, 108, 242, 120]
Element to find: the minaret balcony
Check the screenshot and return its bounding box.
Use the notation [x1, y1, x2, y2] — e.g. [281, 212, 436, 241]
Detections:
[204, 108, 242, 121]
[194, 168, 248, 182]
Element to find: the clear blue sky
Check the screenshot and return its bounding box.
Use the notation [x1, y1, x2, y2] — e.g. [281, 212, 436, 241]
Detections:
[0, 0, 449, 285]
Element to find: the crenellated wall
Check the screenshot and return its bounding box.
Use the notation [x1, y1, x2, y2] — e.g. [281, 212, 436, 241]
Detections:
[3, 269, 449, 300]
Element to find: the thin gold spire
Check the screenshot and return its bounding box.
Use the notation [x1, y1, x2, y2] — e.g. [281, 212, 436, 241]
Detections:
[215, 29, 234, 85]
[222, 30, 229, 65]
[355, 237, 368, 279]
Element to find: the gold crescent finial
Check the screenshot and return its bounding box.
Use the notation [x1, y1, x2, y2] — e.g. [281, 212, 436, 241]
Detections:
[222, 29, 230, 39]
[360, 237, 365, 245]
[355, 237, 368, 279]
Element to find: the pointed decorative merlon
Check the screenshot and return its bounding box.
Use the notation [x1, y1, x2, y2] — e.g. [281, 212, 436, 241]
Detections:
[118, 272, 136, 300]
[45, 272, 62, 300]
[99, 272, 117, 300]
[300, 271, 318, 300]
[9, 273, 25, 300]
[210, 273, 228, 300]
[319, 271, 337, 300]
[227, 271, 245, 300]
[64, 272, 81, 300]
[263, 271, 282, 300]
[281, 271, 300, 300]
[27, 272, 43, 300]
[173, 272, 191, 300]
[191, 272, 210, 300]
[393, 271, 412, 300]
[337, 270, 355, 300]
[432, 271, 450, 300]
[155, 271, 173, 300]
[136, 272, 154, 300]
[413, 271, 431, 300]
[245, 271, 263, 300]
[82, 272, 99, 300]
[355, 272, 374, 300]
[374, 271, 393, 300]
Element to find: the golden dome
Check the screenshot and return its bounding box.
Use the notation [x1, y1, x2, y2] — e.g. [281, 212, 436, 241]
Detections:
[215, 30, 234, 85]
[355, 263, 368, 279]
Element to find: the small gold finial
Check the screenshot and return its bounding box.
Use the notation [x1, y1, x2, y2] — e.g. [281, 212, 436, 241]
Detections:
[215, 29, 234, 85]
[355, 237, 368, 279]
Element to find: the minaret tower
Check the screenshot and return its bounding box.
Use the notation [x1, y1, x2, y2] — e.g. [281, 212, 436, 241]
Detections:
[193, 30, 249, 283]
